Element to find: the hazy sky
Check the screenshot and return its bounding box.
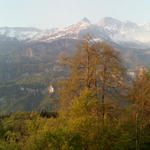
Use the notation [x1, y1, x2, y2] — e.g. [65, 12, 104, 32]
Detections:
[1, 0, 150, 29]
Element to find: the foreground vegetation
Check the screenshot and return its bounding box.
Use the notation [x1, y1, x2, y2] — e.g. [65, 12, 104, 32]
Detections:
[1, 35, 150, 150]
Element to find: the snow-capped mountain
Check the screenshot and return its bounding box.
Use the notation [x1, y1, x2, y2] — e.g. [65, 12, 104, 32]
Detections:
[1, 17, 150, 45]
[97, 17, 150, 43]
[36, 18, 92, 42]
[0, 27, 58, 41]
[36, 18, 111, 42]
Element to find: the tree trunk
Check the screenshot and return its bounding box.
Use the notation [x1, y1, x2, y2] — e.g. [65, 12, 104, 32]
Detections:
[102, 94, 105, 124]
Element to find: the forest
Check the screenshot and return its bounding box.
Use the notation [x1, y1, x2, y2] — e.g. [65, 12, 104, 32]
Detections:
[0, 35, 150, 150]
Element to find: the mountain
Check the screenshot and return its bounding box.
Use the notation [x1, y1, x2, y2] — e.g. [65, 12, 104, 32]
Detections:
[0, 18, 114, 43]
[97, 17, 150, 44]
[1, 17, 150, 45]
[1, 17, 150, 113]
[0, 27, 58, 41]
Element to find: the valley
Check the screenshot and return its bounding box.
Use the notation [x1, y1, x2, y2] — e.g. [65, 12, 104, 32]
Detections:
[1, 17, 150, 113]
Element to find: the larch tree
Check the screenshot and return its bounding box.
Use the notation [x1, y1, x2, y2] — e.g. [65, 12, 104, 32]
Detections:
[130, 69, 150, 150]
[58, 35, 126, 122]
[97, 43, 126, 122]
[58, 35, 100, 110]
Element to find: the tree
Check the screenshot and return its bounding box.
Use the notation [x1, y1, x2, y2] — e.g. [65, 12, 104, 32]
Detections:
[58, 35, 126, 122]
[130, 69, 150, 150]
[58, 35, 99, 110]
[95, 42, 126, 122]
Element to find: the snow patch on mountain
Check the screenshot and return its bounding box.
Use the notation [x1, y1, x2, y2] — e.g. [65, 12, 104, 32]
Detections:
[0, 27, 58, 41]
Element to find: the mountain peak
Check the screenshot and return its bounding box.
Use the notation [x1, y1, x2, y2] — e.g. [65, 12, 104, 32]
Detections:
[81, 17, 91, 23]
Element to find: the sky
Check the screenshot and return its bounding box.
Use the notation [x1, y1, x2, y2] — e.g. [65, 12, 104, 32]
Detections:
[1, 0, 150, 29]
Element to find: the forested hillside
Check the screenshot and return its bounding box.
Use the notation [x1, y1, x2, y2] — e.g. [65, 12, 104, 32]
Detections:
[1, 35, 150, 113]
[0, 38, 76, 113]
[1, 36, 150, 150]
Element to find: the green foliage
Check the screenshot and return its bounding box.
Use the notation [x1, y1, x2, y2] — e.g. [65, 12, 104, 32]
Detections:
[1, 36, 150, 150]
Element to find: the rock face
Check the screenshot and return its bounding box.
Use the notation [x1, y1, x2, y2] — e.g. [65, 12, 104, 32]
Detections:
[20, 85, 54, 96]
[48, 85, 54, 94]
[26, 48, 33, 57]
